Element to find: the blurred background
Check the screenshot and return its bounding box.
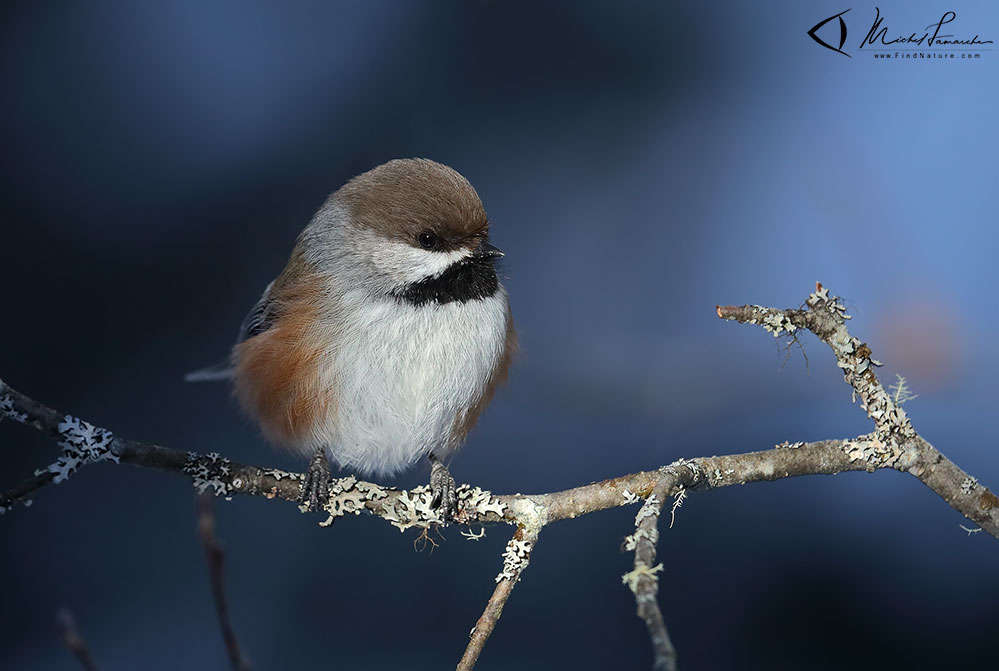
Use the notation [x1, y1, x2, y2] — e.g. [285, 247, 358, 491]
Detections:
[2, 1, 997, 669]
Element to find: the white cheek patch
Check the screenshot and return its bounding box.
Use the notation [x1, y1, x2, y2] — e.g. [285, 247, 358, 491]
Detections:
[368, 240, 470, 286]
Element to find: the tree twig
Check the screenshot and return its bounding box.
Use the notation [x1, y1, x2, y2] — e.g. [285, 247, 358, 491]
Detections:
[623, 467, 693, 671]
[56, 608, 99, 671]
[457, 524, 540, 670]
[4, 381, 966, 533]
[1, 375, 996, 539]
[716, 282, 999, 538]
[3, 283, 998, 671]
[197, 494, 253, 671]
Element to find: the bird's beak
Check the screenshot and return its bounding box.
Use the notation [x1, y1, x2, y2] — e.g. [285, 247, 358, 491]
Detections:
[474, 241, 505, 258]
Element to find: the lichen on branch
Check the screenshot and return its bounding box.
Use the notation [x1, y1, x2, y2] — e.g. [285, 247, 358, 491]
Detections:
[2, 283, 998, 670]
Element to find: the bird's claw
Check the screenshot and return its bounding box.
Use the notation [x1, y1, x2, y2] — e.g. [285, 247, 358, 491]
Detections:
[430, 460, 457, 524]
[299, 449, 331, 512]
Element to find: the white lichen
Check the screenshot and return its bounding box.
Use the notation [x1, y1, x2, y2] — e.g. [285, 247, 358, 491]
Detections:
[807, 284, 849, 321]
[635, 494, 660, 524]
[381, 486, 438, 532]
[775, 441, 804, 449]
[843, 436, 902, 469]
[318, 475, 392, 524]
[331, 482, 505, 532]
[0, 393, 29, 424]
[889, 375, 919, 405]
[623, 526, 656, 552]
[761, 311, 797, 338]
[621, 489, 641, 505]
[623, 493, 666, 552]
[262, 468, 302, 482]
[318, 477, 392, 525]
[662, 457, 702, 485]
[709, 467, 734, 486]
[809, 284, 830, 303]
[496, 536, 534, 583]
[456, 484, 507, 519]
[461, 527, 486, 541]
[669, 488, 686, 529]
[741, 306, 799, 338]
[183, 452, 233, 496]
[621, 562, 663, 594]
[807, 288, 915, 468]
[960, 476, 979, 495]
[48, 415, 118, 484]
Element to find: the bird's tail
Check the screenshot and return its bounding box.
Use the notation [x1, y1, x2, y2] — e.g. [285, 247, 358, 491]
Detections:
[184, 359, 233, 383]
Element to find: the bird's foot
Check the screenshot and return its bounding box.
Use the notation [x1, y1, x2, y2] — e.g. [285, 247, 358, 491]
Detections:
[299, 448, 331, 513]
[429, 457, 457, 524]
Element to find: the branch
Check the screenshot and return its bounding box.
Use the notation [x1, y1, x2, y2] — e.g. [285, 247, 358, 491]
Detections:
[457, 524, 540, 670]
[717, 282, 999, 538]
[57, 608, 99, 671]
[3, 282, 998, 670]
[622, 468, 686, 671]
[197, 494, 253, 671]
[0, 377, 932, 531]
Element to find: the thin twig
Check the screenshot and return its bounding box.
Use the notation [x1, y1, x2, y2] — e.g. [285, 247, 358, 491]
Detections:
[3, 283, 999, 670]
[56, 608, 99, 671]
[623, 468, 687, 671]
[457, 525, 540, 670]
[717, 282, 999, 537]
[197, 494, 253, 671]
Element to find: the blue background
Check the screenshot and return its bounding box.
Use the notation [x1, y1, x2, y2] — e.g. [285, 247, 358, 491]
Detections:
[2, 1, 997, 669]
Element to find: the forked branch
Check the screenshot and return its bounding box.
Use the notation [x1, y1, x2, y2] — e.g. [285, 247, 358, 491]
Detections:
[2, 283, 997, 671]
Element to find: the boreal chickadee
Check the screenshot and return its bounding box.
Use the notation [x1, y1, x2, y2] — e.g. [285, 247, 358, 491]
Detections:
[188, 159, 516, 520]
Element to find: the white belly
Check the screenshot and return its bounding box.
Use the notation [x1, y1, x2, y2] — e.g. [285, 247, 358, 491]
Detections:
[315, 290, 508, 476]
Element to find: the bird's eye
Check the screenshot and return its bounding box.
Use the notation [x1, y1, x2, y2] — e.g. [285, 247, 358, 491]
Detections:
[418, 232, 438, 250]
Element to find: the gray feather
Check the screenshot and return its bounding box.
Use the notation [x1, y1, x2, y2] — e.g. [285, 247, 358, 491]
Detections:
[184, 280, 276, 383]
[237, 280, 276, 343]
[183, 360, 234, 383]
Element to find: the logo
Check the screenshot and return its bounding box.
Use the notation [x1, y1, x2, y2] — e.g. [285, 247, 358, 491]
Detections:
[808, 9, 851, 57]
[807, 7, 993, 59]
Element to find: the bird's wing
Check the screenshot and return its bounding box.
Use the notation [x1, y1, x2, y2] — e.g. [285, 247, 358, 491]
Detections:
[236, 280, 277, 343]
[184, 280, 276, 382]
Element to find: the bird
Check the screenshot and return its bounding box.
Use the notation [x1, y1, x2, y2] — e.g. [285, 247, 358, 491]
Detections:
[187, 159, 516, 521]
